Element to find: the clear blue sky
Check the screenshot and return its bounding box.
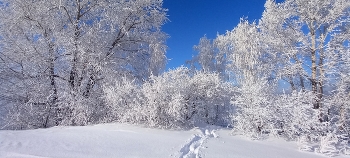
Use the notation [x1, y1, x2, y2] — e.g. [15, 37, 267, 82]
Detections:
[163, 0, 284, 70]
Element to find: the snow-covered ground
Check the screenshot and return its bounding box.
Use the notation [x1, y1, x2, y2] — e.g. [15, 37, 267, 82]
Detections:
[0, 123, 346, 158]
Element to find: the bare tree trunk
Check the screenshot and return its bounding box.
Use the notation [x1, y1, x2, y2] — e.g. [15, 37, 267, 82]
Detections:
[84, 71, 95, 98]
[288, 76, 296, 91]
[69, 2, 82, 93]
[43, 29, 59, 128]
[69, 22, 80, 92]
[292, 54, 305, 92]
[318, 26, 327, 121]
[300, 75, 305, 92]
[339, 103, 346, 130]
[310, 24, 318, 109]
[44, 54, 58, 127]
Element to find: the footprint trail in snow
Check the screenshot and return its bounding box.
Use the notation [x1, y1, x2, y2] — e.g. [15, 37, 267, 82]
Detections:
[177, 127, 219, 158]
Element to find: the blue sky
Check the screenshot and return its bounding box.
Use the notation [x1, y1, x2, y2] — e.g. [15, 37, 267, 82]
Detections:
[163, 0, 284, 69]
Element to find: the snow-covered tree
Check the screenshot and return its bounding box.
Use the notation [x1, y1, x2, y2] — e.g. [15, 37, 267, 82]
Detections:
[261, 0, 350, 110]
[213, 19, 276, 137]
[190, 36, 227, 79]
[0, 0, 168, 129]
[259, 0, 308, 92]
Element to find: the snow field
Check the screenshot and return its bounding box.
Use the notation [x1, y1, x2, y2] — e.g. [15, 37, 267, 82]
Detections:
[0, 123, 348, 158]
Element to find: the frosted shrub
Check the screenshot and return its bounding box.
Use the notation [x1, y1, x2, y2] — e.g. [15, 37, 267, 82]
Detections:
[3, 83, 63, 129]
[231, 86, 333, 143]
[103, 77, 145, 123]
[316, 132, 339, 156]
[187, 72, 233, 126]
[3, 102, 48, 130]
[298, 135, 313, 152]
[59, 92, 101, 126]
[274, 91, 317, 139]
[231, 77, 272, 139]
[323, 83, 350, 155]
[141, 67, 191, 128]
[141, 67, 233, 128]
[273, 91, 322, 151]
[273, 90, 350, 155]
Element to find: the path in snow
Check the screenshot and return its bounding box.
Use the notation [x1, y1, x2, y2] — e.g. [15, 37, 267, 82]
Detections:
[177, 126, 219, 158]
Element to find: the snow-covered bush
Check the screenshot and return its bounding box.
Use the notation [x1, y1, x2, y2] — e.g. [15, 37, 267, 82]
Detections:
[103, 77, 145, 124]
[141, 67, 191, 128]
[189, 71, 234, 126]
[316, 132, 340, 156]
[269, 90, 350, 155]
[102, 67, 234, 129]
[58, 92, 104, 126]
[230, 77, 273, 139]
[273, 91, 318, 140]
[231, 86, 346, 151]
[141, 67, 233, 128]
[2, 80, 62, 129]
[298, 135, 313, 152]
[323, 88, 350, 155]
[3, 102, 48, 130]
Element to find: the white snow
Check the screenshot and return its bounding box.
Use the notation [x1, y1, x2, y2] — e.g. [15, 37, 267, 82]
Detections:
[201, 129, 344, 158]
[0, 123, 347, 158]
